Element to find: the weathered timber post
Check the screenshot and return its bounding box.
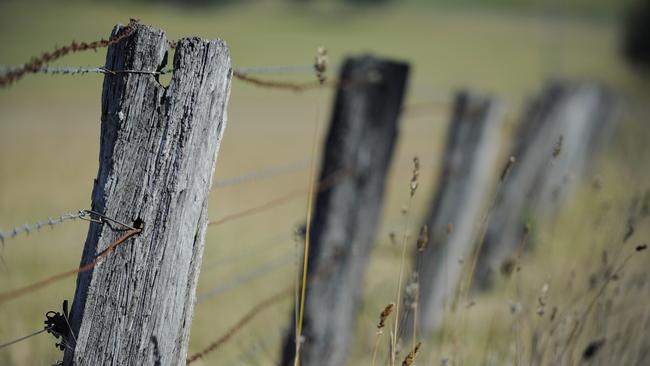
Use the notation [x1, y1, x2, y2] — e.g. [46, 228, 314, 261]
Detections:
[473, 80, 618, 289]
[63, 23, 231, 365]
[280, 55, 409, 366]
[401, 91, 503, 338]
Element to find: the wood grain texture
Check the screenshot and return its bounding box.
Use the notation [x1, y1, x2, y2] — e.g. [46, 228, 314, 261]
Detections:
[473, 80, 618, 290]
[63, 23, 231, 365]
[403, 91, 503, 337]
[281, 55, 409, 366]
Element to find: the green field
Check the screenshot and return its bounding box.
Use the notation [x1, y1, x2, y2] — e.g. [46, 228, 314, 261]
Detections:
[0, 0, 648, 365]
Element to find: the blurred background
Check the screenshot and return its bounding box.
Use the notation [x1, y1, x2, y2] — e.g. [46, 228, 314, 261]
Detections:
[0, 0, 649, 364]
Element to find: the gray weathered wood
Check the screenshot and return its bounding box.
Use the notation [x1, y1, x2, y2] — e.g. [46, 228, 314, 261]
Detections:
[281, 55, 409, 366]
[473, 80, 618, 289]
[63, 23, 231, 365]
[402, 91, 504, 337]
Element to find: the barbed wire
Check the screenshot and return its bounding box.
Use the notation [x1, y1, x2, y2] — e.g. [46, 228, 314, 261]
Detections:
[0, 20, 138, 87]
[0, 210, 87, 246]
[0, 64, 337, 92]
[0, 209, 138, 246]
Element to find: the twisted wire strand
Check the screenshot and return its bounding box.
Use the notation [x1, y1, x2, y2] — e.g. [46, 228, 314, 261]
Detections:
[0, 210, 87, 245]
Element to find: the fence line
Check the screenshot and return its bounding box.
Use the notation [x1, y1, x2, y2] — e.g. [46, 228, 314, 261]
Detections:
[0, 21, 524, 364]
[0, 167, 348, 304]
[0, 64, 337, 77]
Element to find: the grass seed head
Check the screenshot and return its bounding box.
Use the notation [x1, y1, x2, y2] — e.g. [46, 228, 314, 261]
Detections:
[378, 302, 395, 329]
[401, 341, 421, 366]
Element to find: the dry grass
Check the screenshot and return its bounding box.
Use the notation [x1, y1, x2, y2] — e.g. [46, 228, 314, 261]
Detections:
[1, 1, 649, 365]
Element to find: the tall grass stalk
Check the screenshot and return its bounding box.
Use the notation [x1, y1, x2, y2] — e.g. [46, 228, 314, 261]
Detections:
[391, 157, 419, 365]
[294, 90, 323, 366]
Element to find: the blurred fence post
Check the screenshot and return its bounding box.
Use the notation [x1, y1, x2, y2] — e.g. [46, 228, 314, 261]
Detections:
[401, 91, 504, 338]
[281, 55, 409, 366]
[63, 23, 231, 365]
[473, 80, 619, 290]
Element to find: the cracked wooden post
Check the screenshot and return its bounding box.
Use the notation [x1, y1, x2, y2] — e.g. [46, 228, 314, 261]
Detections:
[473, 80, 618, 290]
[402, 91, 504, 338]
[63, 23, 231, 365]
[280, 55, 409, 366]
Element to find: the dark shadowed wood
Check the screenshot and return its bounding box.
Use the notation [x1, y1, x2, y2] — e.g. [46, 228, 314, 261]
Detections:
[281, 55, 409, 366]
[402, 91, 504, 338]
[473, 80, 618, 290]
[63, 23, 231, 365]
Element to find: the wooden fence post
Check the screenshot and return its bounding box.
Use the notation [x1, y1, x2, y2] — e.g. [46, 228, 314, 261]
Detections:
[63, 23, 231, 365]
[280, 55, 409, 366]
[473, 80, 618, 290]
[402, 91, 503, 338]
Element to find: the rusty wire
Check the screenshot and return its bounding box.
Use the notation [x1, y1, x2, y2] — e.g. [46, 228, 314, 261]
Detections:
[0, 228, 141, 304]
[186, 288, 291, 364]
[207, 166, 353, 227]
[0, 20, 138, 87]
